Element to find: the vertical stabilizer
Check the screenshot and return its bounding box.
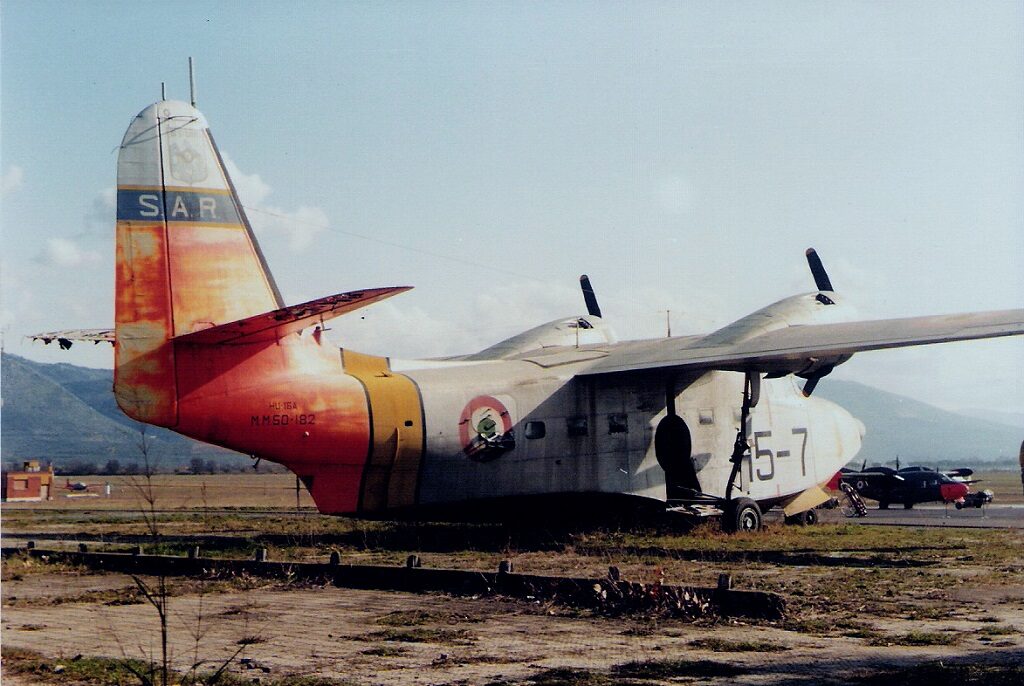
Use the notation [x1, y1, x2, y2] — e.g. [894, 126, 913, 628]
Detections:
[115, 100, 282, 425]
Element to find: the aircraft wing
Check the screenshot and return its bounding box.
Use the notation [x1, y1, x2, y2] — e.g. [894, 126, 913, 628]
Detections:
[839, 470, 905, 486]
[30, 329, 115, 348]
[578, 309, 1024, 377]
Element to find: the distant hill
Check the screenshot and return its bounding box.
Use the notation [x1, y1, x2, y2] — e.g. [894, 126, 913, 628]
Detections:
[817, 379, 1021, 466]
[2, 354, 1019, 472]
[954, 408, 1024, 431]
[1, 354, 248, 470]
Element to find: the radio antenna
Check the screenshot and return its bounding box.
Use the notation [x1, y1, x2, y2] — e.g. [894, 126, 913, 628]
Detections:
[188, 57, 197, 107]
[161, 82, 166, 100]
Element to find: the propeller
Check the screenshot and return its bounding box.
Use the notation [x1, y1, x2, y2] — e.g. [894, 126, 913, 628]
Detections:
[800, 248, 835, 396]
[800, 367, 831, 397]
[806, 248, 834, 292]
[579, 275, 602, 318]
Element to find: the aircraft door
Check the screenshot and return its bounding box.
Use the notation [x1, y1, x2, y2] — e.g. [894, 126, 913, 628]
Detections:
[655, 414, 701, 497]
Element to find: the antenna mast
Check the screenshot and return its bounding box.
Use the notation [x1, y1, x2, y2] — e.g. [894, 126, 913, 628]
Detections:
[161, 82, 166, 100]
[188, 57, 197, 107]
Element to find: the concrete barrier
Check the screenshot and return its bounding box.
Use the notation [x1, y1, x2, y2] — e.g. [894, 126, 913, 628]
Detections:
[1, 545, 784, 619]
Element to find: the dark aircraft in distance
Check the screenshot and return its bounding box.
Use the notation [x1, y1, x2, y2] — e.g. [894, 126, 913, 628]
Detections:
[829, 465, 979, 509]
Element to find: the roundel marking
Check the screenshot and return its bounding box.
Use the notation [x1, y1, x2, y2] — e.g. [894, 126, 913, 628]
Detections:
[459, 395, 513, 460]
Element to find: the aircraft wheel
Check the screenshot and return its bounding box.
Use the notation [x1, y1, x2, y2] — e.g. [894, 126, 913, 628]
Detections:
[903, 502, 914, 510]
[955, 502, 963, 510]
[724, 498, 762, 533]
[878, 501, 889, 510]
[784, 509, 818, 526]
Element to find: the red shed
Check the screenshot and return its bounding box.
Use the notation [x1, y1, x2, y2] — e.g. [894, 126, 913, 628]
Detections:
[2, 461, 55, 502]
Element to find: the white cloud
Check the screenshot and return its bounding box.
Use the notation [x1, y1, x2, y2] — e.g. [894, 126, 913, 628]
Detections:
[43, 237, 101, 266]
[1, 166, 24, 196]
[221, 155, 326, 253]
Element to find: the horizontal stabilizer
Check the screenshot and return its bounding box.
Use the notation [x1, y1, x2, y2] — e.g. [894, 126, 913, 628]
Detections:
[174, 286, 412, 345]
[30, 329, 115, 348]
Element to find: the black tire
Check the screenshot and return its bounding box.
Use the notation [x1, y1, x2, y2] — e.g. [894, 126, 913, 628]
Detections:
[723, 497, 762, 533]
[955, 502, 963, 510]
[784, 509, 819, 526]
[903, 502, 914, 510]
[878, 501, 889, 510]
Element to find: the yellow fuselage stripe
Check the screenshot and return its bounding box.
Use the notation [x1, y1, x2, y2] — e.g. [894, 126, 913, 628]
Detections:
[342, 350, 425, 512]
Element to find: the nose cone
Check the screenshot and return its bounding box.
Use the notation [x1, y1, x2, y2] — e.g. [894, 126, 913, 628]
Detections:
[806, 396, 865, 478]
[941, 483, 969, 502]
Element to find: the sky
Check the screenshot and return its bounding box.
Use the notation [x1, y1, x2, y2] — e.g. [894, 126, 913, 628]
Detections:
[2, 1, 1022, 420]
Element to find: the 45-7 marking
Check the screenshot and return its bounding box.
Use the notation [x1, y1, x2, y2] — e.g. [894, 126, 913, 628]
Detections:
[748, 427, 809, 482]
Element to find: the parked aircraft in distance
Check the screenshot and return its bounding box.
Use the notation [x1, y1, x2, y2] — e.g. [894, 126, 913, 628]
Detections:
[32, 97, 1024, 532]
[829, 465, 984, 509]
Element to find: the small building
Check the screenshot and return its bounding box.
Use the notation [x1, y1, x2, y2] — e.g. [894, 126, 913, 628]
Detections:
[2, 460, 55, 502]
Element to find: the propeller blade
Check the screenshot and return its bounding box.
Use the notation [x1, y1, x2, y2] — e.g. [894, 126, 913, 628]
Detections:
[805, 248, 834, 292]
[580, 274, 602, 318]
[799, 362, 835, 397]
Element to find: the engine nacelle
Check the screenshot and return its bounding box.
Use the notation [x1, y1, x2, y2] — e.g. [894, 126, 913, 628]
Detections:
[467, 316, 617, 360]
[795, 353, 852, 378]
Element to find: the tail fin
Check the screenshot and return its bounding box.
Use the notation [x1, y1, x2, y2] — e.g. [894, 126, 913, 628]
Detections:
[114, 100, 282, 425]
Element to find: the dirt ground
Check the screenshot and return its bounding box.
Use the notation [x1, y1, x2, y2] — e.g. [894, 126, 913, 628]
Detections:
[3, 566, 1023, 686]
[4, 475, 1024, 685]
[3, 499, 1024, 685]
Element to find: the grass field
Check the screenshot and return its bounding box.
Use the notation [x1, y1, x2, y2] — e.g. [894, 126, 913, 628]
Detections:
[2, 473, 315, 511]
[4, 469, 1020, 512]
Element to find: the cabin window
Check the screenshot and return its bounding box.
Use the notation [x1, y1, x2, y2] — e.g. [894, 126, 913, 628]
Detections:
[567, 417, 588, 437]
[525, 421, 546, 439]
[699, 409, 714, 425]
[608, 414, 628, 434]
[14, 479, 28, 491]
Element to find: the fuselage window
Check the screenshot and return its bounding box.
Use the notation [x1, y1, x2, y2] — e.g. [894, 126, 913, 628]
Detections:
[525, 421, 546, 439]
[567, 417, 588, 437]
[608, 414, 628, 434]
[699, 409, 714, 425]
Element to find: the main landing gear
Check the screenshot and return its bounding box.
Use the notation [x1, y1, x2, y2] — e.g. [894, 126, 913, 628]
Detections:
[664, 372, 766, 533]
[718, 373, 762, 533]
[725, 497, 763, 532]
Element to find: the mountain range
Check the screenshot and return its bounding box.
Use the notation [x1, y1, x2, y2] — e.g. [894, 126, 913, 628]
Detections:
[1, 353, 1020, 470]
[1, 353, 247, 470]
